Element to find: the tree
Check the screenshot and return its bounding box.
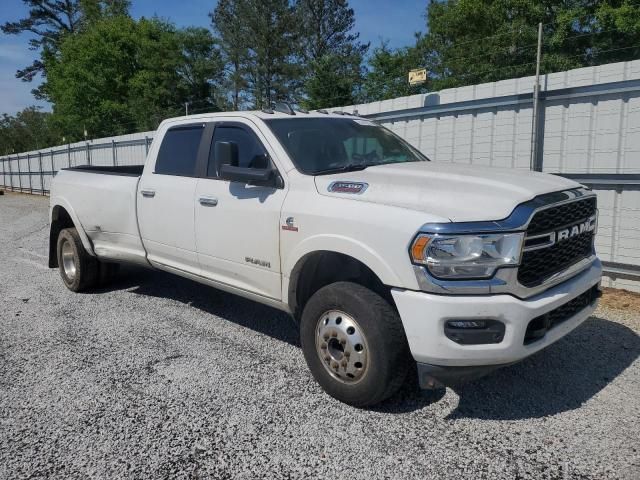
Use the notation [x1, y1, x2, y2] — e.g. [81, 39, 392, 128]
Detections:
[44, 15, 222, 140]
[363, 42, 428, 101]
[211, 0, 300, 109]
[46, 15, 140, 139]
[239, 0, 300, 108]
[1, 0, 130, 94]
[0, 107, 61, 154]
[176, 28, 226, 114]
[211, 0, 249, 110]
[419, 0, 640, 90]
[295, 0, 367, 61]
[296, 0, 368, 109]
[303, 52, 364, 109]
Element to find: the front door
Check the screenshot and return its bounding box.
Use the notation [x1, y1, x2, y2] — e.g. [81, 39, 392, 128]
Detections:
[194, 121, 287, 300]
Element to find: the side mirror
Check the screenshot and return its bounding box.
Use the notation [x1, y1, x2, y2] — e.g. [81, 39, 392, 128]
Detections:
[219, 164, 277, 185]
[214, 141, 239, 174]
[215, 140, 281, 187]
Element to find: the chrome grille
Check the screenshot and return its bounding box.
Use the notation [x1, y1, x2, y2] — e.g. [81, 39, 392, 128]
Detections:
[518, 197, 597, 288]
[527, 197, 596, 235]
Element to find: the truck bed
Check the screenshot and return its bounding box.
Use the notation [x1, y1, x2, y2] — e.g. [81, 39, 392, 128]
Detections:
[51, 167, 147, 265]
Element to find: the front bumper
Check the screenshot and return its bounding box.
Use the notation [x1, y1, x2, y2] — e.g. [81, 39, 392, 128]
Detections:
[391, 259, 602, 376]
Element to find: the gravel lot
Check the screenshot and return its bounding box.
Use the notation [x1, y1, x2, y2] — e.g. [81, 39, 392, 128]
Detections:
[1, 191, 639, 480]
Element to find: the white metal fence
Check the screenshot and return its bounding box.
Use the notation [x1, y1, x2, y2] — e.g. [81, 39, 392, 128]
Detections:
[0, 131, 154, 195]
[2, 61, 640, 290]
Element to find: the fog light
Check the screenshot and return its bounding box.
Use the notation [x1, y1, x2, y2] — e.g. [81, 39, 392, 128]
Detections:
[444, 319, 505, 345]
[447, 320, 487, 329]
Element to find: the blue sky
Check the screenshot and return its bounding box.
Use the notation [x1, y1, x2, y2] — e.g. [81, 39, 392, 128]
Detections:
[0, 0, 427, 115]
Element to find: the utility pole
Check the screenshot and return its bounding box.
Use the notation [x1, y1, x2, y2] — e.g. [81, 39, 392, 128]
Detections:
[185, 102, 189, 116]
[530, 22, 543, 171]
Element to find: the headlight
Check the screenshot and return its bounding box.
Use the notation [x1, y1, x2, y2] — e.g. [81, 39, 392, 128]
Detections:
[410, 233, 523, 279]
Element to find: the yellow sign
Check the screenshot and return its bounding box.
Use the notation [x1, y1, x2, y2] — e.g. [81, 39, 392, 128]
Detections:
[408, 68, 427, 85]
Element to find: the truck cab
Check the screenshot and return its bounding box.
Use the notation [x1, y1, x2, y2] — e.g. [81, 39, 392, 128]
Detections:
[49, 109, 602, 407]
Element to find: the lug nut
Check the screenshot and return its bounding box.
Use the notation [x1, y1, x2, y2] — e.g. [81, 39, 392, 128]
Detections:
[320, 343, 327, 350]
[331, 332, 337, 338]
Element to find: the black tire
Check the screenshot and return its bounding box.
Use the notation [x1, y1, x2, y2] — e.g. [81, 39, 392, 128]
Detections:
[300, 281, 410, 407]
[56, 227, 99, 292]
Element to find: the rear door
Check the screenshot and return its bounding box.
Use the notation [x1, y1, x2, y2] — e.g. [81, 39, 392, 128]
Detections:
[194, 120, 287, 300]
[138, 123, 208, 274]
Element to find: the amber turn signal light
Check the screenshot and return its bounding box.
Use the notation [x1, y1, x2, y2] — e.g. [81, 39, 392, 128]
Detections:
[410, 235, 430, 264]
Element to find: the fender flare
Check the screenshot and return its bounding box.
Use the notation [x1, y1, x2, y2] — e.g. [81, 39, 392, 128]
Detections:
[283, 234, 402, 307]
[49, 196, 96, 257]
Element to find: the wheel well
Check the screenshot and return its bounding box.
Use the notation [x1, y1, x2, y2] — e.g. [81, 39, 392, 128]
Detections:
[288, 251, 395, 321]
[49, 205, 75, 268]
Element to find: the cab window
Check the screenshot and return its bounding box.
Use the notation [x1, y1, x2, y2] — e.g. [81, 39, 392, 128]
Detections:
[155, 125, 204, 176]
[207, 125, 269, 177]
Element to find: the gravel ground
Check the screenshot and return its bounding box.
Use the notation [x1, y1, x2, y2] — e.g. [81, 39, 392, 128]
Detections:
[1, 191, 639, 480]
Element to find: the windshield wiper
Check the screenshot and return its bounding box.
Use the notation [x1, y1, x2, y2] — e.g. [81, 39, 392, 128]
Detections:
[313, 163, 369, 175]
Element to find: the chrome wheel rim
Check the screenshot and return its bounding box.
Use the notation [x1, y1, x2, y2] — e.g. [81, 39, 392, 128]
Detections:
[315, 310, 369, 384]
[61, 239, 77, 281]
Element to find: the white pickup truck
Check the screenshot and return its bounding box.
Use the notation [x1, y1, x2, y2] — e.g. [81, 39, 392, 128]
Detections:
[49, 108, 602, 407]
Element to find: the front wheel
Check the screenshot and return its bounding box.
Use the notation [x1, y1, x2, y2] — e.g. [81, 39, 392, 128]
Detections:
[300, 282, 410, 407]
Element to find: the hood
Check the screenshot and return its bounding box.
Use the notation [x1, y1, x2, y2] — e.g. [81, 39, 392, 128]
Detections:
[314, 162, 580, 222]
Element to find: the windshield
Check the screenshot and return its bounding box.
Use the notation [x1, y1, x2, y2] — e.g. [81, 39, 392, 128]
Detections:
[264, 117, 429, 175]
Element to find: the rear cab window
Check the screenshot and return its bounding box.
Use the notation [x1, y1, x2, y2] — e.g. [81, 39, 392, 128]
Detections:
[155, 125, 205, 176]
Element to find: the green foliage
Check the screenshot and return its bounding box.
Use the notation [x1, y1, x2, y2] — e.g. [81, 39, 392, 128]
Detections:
[211, 0, 367, 109]
[2, 0, 131, 92]
[303, 52, 364, 109]
[176, 28, 226, 113]
[0, 107, 61, 154]
[211, 0, 249, 110]
[296, 0, 368, 108]
[417, 0, 640, 90]
[45, 16, 225, 140]
[363, 42, 428, 102]
[6, 0, 640, 147]
[217, 0, 300, 109]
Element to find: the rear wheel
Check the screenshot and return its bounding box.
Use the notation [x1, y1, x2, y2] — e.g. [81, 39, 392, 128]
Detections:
[57, 228, 99, 292]
[300, 281, 410, 407]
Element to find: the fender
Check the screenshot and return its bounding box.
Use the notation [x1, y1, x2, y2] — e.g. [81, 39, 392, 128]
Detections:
[282, 233, 403, 306]
[49, 195, 96, 257]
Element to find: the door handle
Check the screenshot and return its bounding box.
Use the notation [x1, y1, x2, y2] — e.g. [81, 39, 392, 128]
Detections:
[140, 189, 156, 198]
[199, 196, 218, 207]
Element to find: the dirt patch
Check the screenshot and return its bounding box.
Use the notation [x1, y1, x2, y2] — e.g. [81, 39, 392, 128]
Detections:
[600, 287, 640, 312]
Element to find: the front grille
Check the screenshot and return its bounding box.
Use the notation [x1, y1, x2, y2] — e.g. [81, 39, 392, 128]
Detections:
[524, 285, 600, 344]
[518, 197, 596, 287]
[527, 197, 596, 236]
[519, 232, 593, 287]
